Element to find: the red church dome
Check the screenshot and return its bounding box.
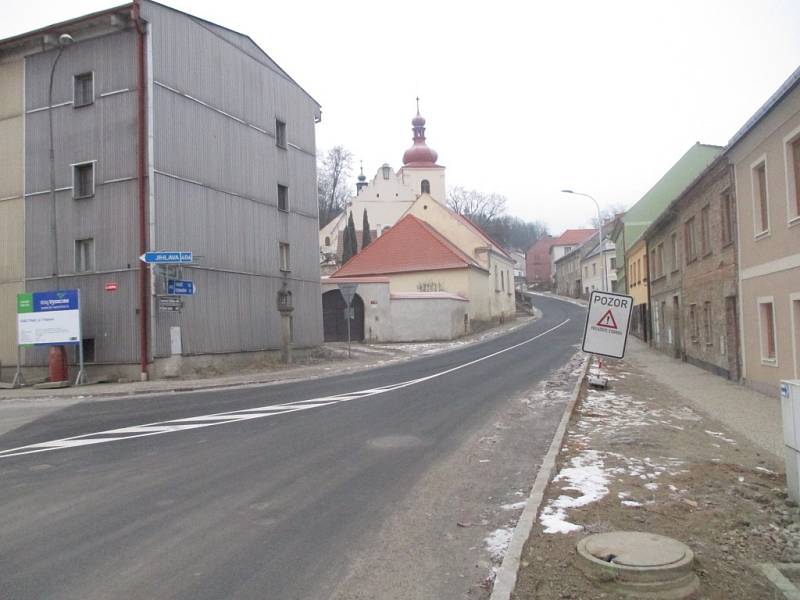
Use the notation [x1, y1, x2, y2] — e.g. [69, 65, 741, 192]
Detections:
[402, 99, 439, 167]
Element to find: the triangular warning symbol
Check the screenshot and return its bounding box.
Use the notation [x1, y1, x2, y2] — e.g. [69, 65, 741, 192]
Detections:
[596, 309, 618, 329]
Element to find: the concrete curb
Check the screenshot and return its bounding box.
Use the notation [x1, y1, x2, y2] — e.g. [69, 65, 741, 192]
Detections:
[489, 353, 591, 600]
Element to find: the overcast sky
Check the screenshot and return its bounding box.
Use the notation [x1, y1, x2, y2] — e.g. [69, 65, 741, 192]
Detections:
[5, 1, 800, 234]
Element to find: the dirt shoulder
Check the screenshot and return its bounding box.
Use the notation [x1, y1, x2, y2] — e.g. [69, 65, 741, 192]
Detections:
[512, 355, 795, 600]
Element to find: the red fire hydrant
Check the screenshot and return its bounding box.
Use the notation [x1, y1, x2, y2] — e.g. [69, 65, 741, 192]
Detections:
[48, 346, 68, 383]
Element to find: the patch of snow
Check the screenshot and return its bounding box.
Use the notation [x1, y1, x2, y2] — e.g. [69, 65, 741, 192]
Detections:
[485, 527, 514, 561]
[645, 482, 658, 491]
[621, 500, 642, 507]
[539, 450, 609, 534]
[705, 430, 737, 444]
[755, 466, 776, 475]
[501, 501, 527, 511]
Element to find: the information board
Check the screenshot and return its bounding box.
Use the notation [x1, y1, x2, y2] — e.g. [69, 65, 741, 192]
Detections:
[17, 290, 81, 345]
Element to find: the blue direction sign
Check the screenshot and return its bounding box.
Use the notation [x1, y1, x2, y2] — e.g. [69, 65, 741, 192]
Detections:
[167, 279, 196, 295]
[139, 251, 193, 264]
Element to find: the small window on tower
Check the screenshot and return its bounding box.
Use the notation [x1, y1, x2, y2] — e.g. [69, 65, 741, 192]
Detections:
[421, 179, 430, 194]
[382, 164, 391, 180]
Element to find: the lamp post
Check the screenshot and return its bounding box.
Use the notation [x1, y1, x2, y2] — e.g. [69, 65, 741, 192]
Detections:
[561, 190, 607, 292]
[48, 33, 73, 287]
[46, 33, 74, 384]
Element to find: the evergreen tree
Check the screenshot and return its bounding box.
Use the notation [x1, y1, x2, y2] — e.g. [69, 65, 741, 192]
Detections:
[341, 215, 354, 264]
[362, 209, 372, 249]
[348, 212, 358, 258]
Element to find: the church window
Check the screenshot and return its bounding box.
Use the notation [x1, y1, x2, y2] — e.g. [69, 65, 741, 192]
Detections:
[421, 179, 430, 194]
[382, 164, 391, 179]
[324, 236, 330, 246]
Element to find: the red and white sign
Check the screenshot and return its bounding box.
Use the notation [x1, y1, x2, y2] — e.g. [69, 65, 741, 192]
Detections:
[104, 282, 118, 292]
[582, 291, 633, 359]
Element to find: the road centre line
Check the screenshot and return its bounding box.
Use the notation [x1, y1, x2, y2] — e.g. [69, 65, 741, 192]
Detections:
[0, 319, 570, 459]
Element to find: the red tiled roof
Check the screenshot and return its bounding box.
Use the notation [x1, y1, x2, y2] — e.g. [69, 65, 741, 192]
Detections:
[554, 229, 597, 246]
[330, 214, 482, 278]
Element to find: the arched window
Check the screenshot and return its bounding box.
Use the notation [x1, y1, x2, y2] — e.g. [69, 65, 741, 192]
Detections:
[324, 236, 331, 246]
[421, 179, 430, 194]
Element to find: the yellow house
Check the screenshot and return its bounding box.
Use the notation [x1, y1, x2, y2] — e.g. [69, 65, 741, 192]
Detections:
[403, 194, 516, 320]
[626, 237, 649, 339]
[0, 55, 25, 372]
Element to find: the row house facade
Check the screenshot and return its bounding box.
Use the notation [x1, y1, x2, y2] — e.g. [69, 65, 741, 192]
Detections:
[726, 66, 800, 395]
[643, 157, 740, 379]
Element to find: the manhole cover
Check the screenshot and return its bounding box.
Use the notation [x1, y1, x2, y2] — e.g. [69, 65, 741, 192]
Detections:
[577, 531, 699, 599]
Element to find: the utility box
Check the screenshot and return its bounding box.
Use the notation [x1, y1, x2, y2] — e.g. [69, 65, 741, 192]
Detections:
[780, 380, 800, 501]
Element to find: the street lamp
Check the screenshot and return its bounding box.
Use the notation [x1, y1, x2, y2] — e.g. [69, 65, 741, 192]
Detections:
[561, 189, 608, 292]
[49, 32, 73, 286]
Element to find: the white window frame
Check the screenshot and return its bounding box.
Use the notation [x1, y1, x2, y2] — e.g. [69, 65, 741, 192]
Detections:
[74, 237, 95, 273]
[783, 124, 800, 226]
[790, 292, 800, 379]
[756, 296, 778, 366]
[750, 154, 770, 238]
[73, 71, 95, 108]
[279, 242, 290, 272]
[71, 160, 96, 199]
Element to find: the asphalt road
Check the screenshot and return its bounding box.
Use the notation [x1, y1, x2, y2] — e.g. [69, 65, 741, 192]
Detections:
[0, 295, 585, 600]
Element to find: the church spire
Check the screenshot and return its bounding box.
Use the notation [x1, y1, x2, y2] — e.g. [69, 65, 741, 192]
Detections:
[403, 98, 439, 167]
[356, 160, 368, 193]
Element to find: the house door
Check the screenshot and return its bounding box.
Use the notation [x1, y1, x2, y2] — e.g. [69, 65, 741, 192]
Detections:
[672, 295, 681, 359]
[322, 290, 365, 342]
[725, 296, 740, 380]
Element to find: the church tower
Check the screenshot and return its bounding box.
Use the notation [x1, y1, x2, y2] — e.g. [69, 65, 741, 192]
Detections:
[400, 98, 446, 202]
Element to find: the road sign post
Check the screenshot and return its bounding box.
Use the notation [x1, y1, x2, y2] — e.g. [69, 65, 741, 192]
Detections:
[581, 290, 634, 359]
[337, 283, 358, 358]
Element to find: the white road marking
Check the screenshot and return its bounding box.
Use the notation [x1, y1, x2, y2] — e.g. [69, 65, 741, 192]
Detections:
[0, 319, 570, 459]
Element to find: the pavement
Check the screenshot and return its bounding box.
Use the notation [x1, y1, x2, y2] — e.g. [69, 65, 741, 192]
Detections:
[625, 335, 782, 458]
[0, 295, 586, 600]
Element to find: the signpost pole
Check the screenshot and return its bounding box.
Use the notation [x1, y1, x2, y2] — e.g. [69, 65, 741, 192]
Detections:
[75, 289, 87, 385]
[346, 312, 351, 358]
[11, 345, 25, 388]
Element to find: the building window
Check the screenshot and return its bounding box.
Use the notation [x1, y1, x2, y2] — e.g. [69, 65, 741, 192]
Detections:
[73, 162, 95, 199]
[592, 263, 597, 276]
[610, 257, 616, 270]
[703, 301, 712, 345]
[689, 303, 699, 342]
[700, 205, 711, 256]
[584, 266, 589, 278]
[758, 299, 777, 362]
[657, 243, 664, 278]
[421, 179, 430, 194]
[73, 72, 94, 108]
[324, 236, 331, 246]
[787, 135, 800, 221]
[670, 232, 679, 271]
[720, 191, 734, 246]
[753, 161, 769, 234]
[501, 269, 505, 291]
[684, 217, 697, 263]
[494, 265, 499, 291]
[649, 249, 657, 281]
[382, 164, 391, 180]
[279, 242, 290, 272]
[75, 238, 95, 272]
[277, 184, 289, 212]
[275, 119, 286, 148]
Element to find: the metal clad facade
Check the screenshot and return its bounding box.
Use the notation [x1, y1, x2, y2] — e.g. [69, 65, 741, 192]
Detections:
[144, 1, 322, 357]
[0, 56, 25, 366]
[24, 30, 141, 366]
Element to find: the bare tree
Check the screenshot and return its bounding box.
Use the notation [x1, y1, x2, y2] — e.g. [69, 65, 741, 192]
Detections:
[447, 186, 507, 227]
[589, 202, 627, 228]
[317, 146, 354, 227]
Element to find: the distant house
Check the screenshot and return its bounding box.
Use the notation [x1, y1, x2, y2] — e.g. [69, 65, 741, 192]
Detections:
[553, 236, 598, 298]
[548, 229, 597, 287]
[580, 238, 617, 295]
[525, 236, 556, 288]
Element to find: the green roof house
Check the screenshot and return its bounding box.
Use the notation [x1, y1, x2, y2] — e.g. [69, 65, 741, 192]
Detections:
[612, 142, 723, 293]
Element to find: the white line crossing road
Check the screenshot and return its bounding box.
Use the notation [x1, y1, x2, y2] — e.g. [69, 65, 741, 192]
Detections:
[0, 319, 570, 459]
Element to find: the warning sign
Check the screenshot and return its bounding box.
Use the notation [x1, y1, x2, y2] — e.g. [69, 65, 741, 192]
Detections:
[581, 291, 633, 359]
[596, 309, 618, 329]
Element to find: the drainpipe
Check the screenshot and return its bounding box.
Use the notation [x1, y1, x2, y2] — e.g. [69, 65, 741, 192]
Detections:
[133, 0, 149, 380]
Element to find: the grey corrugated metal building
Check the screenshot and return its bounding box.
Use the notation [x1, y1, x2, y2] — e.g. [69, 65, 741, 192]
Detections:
[0, 0, 323, 380]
